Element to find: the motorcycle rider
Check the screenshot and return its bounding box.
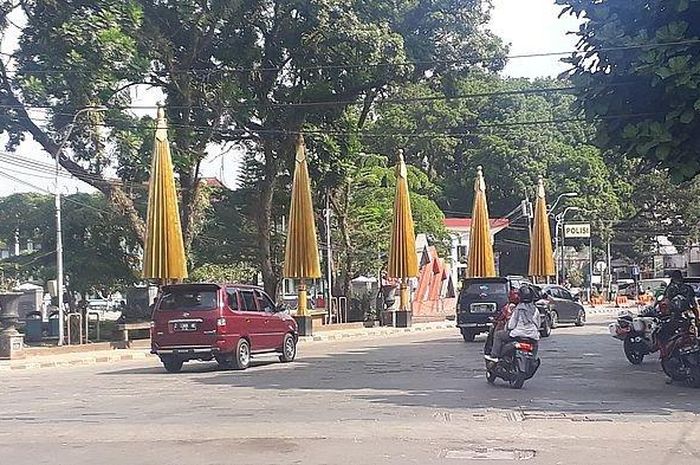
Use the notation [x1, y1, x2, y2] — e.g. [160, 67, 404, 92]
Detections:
[484, 288, 519, 360]
[664, 270, 699, 322]
[487, 285, 541, 361]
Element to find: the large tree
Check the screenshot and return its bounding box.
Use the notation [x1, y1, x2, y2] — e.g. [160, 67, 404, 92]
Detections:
[0, 0, 505, 296]
[557, 0, 700, 180]
[0, 193, 140, 296]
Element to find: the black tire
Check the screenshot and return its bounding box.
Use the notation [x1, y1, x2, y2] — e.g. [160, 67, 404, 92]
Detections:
[162, 357, 183, 373]
[510, 374, 526, 389]
[623, 337, 644, 365]
[486, 369, 497, 385]
[461, 329, 476, 342]
[233, 338, 251, 370]
[575, 309, 586, 327]
[279, 333, 297, 363]
[661, 356, 687, 382]
[687, 366, 700, 388]
[540, 316, 552, 338]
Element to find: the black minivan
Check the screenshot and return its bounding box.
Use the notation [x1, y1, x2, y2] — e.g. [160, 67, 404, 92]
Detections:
[456, 277, 552, 342]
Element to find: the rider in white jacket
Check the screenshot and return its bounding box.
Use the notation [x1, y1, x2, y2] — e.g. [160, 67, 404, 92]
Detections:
[487, 285, 540, 361]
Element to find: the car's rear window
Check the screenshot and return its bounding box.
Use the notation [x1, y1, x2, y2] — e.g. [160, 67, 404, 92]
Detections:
[461, 282, 508, 300]
[158, 287, 218, 311]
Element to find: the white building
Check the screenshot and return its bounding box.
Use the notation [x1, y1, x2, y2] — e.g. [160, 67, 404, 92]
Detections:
[443, 217, 510, 285]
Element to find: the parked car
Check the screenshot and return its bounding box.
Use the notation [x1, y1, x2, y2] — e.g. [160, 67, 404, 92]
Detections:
[682, 276, 700, 299]
[537, 284, 586, 327]
[456, 277, 552, 342]
[151, 283, 298, 373]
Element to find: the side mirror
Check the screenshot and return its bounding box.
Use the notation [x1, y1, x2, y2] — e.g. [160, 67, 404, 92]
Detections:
[275, 303, 288, 313]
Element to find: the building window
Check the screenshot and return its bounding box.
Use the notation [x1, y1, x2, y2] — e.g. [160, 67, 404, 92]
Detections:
[457, 245, 468, 263]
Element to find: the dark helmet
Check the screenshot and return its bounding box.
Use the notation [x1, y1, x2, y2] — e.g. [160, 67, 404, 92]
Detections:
[670, 270, 683, 284]
[518, 285, 535, 303]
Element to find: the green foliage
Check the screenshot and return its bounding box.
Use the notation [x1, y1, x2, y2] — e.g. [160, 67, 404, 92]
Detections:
[557, 0, 700, 180]
[0, 193, 139, 295]
[346, 161, 448, 279]
[613, 170, 700, 264]
[188, 263, 258, 284]
[567, 268, 584, 288]
[364, 74, 623, 227]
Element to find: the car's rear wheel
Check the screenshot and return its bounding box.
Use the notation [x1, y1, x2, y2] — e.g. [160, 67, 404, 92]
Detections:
[575, 309, 586, 327]
[233, 338, 251, 370]
[279, 333, 297, 363]
[161, 356, 183, 373]
[461, 329, 476, 342]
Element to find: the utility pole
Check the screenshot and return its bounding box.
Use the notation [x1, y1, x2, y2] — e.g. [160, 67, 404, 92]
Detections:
[589, 235, 594, 301]
[324, 194, 333, 322]
[607, 237, 612, 301]
[54, 107, 108, 346]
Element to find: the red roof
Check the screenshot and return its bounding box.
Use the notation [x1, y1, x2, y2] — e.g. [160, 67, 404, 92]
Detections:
[200, 177, 226, 189]
[443, 217, 510, 230]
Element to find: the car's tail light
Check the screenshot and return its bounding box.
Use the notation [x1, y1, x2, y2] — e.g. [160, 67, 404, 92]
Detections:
[216, 317, 226, 334]
[515, 342, 534, 352]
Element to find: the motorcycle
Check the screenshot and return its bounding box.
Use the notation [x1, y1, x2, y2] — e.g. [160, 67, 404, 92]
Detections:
[609, 309, 660, 365]
[656, 311, 700, 387]
[485, 338, 541, 389]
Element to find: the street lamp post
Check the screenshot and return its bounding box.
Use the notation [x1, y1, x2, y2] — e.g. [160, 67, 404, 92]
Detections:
[548, 192, 578, 217]
[550, 193, 578, 283]
[556, 206, 582, 284]
[54, 107, 108, 345]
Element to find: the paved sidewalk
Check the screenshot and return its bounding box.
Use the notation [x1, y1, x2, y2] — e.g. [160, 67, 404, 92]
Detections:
[0, 320, 455, 372]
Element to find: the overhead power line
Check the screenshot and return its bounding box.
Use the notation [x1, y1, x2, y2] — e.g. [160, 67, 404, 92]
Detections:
[8, 111, 652, 140]
[1, 38, 699, 75]
[0, 152, 146, 188]
[0, 85, 579, 111]
[0, 168, 111, 215]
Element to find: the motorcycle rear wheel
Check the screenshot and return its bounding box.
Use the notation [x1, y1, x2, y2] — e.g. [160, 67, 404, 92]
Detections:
[661, 357, 687, 382]
[623, 337, 645, 365]
[509, 373, 526, 389]
[688, 366, 700, 388]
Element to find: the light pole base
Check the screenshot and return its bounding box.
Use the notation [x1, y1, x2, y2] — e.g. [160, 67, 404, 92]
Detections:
[395, 310, 412, 328]
[0, 331, 25, 360]
[294, 315, 313, 337]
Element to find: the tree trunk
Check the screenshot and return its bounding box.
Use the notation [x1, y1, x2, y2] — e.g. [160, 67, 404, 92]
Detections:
[329, 188, 353, 298]
[257, 139, 278, 298]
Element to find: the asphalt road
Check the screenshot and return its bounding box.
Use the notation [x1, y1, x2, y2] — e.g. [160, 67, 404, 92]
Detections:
[1, 315, 700, 465]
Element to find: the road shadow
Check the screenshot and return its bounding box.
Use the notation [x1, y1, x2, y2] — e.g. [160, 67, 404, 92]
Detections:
[101, 358, 280, 376]
[189, 326, 700, 417]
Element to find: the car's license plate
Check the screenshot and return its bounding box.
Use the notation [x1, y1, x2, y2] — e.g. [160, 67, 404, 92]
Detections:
[174, 322, 197, 332]
[471, 303, 496, 313]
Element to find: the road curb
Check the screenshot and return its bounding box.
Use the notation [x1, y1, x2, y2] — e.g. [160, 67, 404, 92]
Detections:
[0, 350, 152, 372]
[299, 321, 454, 344]
[1, 322, 454, 372]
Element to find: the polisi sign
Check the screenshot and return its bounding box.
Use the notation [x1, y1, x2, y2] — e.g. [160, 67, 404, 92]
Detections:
[564, 223, 591, 239]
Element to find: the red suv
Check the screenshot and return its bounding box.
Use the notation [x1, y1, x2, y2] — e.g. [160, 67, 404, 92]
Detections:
[150, 283, 298, 372]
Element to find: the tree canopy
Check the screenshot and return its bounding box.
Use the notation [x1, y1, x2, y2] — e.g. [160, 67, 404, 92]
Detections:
[557, 0, 700, 180]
